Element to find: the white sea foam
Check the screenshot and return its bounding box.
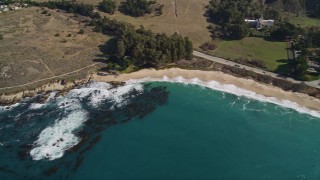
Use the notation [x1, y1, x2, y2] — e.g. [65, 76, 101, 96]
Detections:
[0, 103, 20, 112]
[67, 82, 143, 108]
[29, 103, 46, 110]
[28, 78, 320, 161]
[46, 91, 58, 102]
[125, 76, 320, 118]
[30, 110, 87, 161]
[30, 82, 144, 161]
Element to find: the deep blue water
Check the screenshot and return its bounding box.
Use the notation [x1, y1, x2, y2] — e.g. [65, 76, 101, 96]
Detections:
[0, 81, 320, 179]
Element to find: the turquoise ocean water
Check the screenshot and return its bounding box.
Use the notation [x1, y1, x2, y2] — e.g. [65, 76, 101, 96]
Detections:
[0, 81, 320, 179]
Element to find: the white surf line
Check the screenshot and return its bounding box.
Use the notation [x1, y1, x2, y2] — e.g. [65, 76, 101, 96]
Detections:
[125, 76, 320, 118]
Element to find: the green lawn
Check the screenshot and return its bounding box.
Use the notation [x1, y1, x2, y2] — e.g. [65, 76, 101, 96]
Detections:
[211, 37, 288, 72]
[282, 13, 320, 27]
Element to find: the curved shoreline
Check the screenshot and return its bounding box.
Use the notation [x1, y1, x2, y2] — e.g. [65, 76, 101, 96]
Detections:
[92, 68, 320, 113]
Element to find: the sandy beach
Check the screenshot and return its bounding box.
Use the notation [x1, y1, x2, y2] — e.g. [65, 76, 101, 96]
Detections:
[92, 68, 320, 111]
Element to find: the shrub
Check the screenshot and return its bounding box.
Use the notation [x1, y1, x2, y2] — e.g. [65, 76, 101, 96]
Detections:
[98, 0, 117, 14]
[155, 4, 164, 16]
[200, 41, 218, 51]
[0, 34, 3, 40]
[234, 58, 267, 69]
[121, 0, 157, 17]
[54, 33, 60, 37]
[78, 29, 84, 34]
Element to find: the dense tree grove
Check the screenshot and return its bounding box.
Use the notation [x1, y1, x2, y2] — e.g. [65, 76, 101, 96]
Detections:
[306, 0, 320, 18]
[263, 8, 280, 20]
[112, 26, 193, 69]
[207, 0, 263, 25]
[91, 16, 135, 36]
[266, 0, 320, 18]
[121, 0, 156, 17]
[307, 27, 320, 48]
[269, 22, 303, 40]
[30, 0, 192, 70]
[207, 0, 320, 40]
[98, 0, 117, 14]
[269, 23, 320, 79]
[207, 0, 263, 39]
[270, 23, 320, 49]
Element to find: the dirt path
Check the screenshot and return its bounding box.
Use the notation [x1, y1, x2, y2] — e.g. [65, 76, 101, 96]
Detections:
[39, 58, 55, 76]
[0, 62, 99, 90]
[172, 0, 178, 17]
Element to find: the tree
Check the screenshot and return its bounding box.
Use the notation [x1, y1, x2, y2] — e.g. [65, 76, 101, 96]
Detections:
[294, 55, 308, 78]
[78, 29, 85, 34]
[184, 37, 193, 60]
[116, 39, 126, 58]
[270, 22, 303, 40]
[113, 27, 193, 68]
[308, 27, 320, 47]
[264, 8, 280, 20]
[206, 0, 260, 40]
[98, 0, 117, 14]
[121, 0, 157, 17]
[225, 23, 249, 40]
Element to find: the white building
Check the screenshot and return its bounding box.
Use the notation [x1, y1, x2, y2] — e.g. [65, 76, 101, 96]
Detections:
[245, 18, 274, 29]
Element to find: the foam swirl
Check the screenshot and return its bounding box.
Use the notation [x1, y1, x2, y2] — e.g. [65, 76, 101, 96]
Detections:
[30, 82, 144, 161]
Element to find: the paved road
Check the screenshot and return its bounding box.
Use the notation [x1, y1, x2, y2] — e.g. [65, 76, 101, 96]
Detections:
[193, 51, 320, 89]
[1, 51, 319, 91]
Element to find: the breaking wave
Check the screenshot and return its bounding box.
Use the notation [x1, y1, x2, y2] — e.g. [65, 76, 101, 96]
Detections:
[29, 82, 144, 161]
[4, 77, 320, 161]
[126, 76, 320, 118]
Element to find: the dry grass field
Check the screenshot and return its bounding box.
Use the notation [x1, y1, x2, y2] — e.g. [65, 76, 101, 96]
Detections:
[102, 0, 212, 48]
[0, 0, 211, 93]
[0, 7, 109, 91]
[33, 0, 212, 48]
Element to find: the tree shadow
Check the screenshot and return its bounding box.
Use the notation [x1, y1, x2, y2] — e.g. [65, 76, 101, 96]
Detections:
[263, 36, 286, 42]
[92, 37, 118, 63]
[276, 59, 289, 63]
[98, 37, 117, 55]
[98, 67, 110, 72]
[274, 59, 293, 76]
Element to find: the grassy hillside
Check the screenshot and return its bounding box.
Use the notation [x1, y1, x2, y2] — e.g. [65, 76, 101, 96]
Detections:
[0, 7, 108, 90]
[282, 13, 320, 27]
[28, 0, 299, 73]
[34, 0, 212, 48]
[102, 0, 211, 48]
